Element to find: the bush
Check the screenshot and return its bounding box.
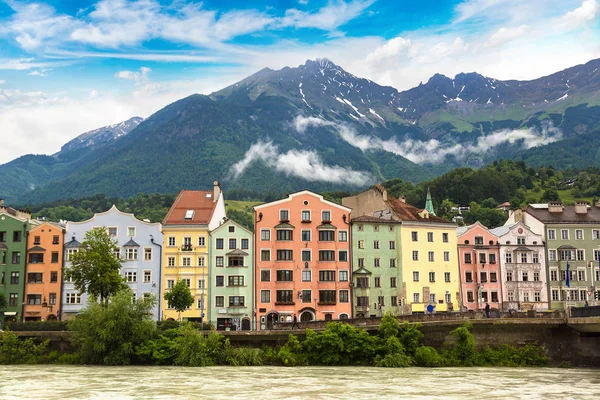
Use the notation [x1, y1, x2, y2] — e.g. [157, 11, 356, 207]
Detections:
[222, 340, 264, 366]
[173, 325, 223, 367]
[7, 321, 68, 331]
[373, 352, 412, 368]
[448, 323, 477, 366]
[0, 331, 50, 364]
[277, 335, 307, 366]
[414, 346, 446, 367]
[157, 320, 180, 331]
[302, 323, 379, 366]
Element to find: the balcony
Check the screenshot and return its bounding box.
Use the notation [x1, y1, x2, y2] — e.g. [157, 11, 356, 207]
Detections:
[318, 301, 337, 306]
[274, 301, 295, 306]
[181, 244, 194, 252]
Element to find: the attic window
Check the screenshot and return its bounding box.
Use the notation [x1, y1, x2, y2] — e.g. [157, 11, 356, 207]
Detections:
[206, 194, 212, 198]
[184, 210, 195, 220]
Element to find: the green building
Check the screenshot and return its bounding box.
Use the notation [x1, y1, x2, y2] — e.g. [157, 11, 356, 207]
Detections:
[513, 201, 600, 309]
[209, 219, 254, 330]
[0, 202, 34, 323]
[351, 216, 403, 318]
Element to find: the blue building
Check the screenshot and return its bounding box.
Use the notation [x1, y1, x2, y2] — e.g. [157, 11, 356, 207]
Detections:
[62, 205, 163, 320]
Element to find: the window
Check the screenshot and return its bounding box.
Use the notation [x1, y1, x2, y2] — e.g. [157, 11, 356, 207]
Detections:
[228, 226, 235, 233]
[356, 277, 369, 288]
[549, 250, 557, 261]
[391, 296, 398, 306]
[319, 290, 336, 303]
[168, 257, 175, 267]
[389, 226, 394, 232]
[429, 293, 436, 303]
[215, 296, 224, 307]
[390, 277, 397, 288]
[548, 230, 556, 240]
[319, 250, 335, 262]
[377, 296, 385, 307]
[228, 276, 244, 286]
[260, 250, 271, 262]
[167, 279, 174, 289]
[550, 270, 558, 281]
[143, 248, 152, 261]
[442, 233, 449, 243]
[560, 270, 566, 281]
[10, 272, 19, 284]
[508, 291, 514, 302]
[302, 210, 311, 221]
[429, 272, 435, 282]
[318, 231, 334, 241]
[299, 290, 311, 303]
[595, 250, 600, 261]
[465, 272, 473, 282]
[301, 230, 311, 242]
[575, 229, 583, 240]
[489, 254, 496, 264]
[216, 239, 224, 249]
[412, 251, 418, 261]
[474, 236, 484, 245]
[322, 211, 331, 222]
[182, 257, 191, 267]
[66, 293, 81, 304]
[533, 271, 540, 282]
[339, 231, 348, 242]
[413, 293, 420, 303]
[339, 251, 348, 262]
[358, 258, 364, 267]
[261, 230, 270, 241]
[358, 240, 364, 249]
[108, 227, 117, 237]
[428, 251, 434, 262]
[490, 272, 497, 282]
[532, 253, 539, 263]
[491, 292, 499, 303]
[197, 279, 205, 289]
[13, 231, 22, 242]
[373, 225, 379, 232]
[561, 229, 569, 240]
[357, 296, 369, 306]
[534, 292, 541, 302]
[12, 252, 20, 264]
[481, 292, 488, 302]
[302, 269, 312, 282]
[445, 293, 452, 305]
[260, 290, 270, 303]
[464, 253, 472, 264]
[0, 231, 5, 242]
[228, 256, 243, 267]
[374, 277, 381, 287]
[427, 232, 434, 242]
[276, 290, 293, 303]
[229, 239, 236, 249]
[125, 271, 137, 282]
[198, 257, 205, 267]
[551, 289, 559, 301]
[389, 241, 396, 249]
[276, 250, 293, 261]
[27, 273, 43, 283]
[413, 271, 419, 282]
[277, 230, 293, 241]
[578, 270, 585, 281]
[506, 253, 513, 263]
[520, 253, 527, 263]
[357, 225, 364, 231]
[277, 270, 293, 281]
[523, 292, 530, 302]
[339, 290, 349, 303]
[411, 231, 418, 241]
[577, 250, 585, 261]
[445, 272, 451, 282]
[280, 210, 289, 221]
[127, 227, 135, 237]
[198, 236, 206, 247]
[480, 272, 487, 283]
[373, 240, 380, 249]
[261, 270, 271, 282]
[126, 248, 138, 261]
[50, 271, 58, 283]
[319, 270, 336, 281]
[301, 250, 311, 262]
[49, 293, 56, 305]
[560, 250, 574, 261]
[51, 236, 59, 244]
[216, 276, 224, 287]
[374, 258, 380, 267]
[33, 236, 41, 245]
[168, 237, 176, 246]
[229, 296, 245, 307]
[444, 251, 450, 262]
[389, 258, 396, 268]
[28, 253, 44, 264]
[522, 272, 529, 282]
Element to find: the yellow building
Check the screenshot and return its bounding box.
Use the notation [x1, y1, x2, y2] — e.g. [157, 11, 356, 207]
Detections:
[161, 182, 226, 321]
[343, 185, 460, 314]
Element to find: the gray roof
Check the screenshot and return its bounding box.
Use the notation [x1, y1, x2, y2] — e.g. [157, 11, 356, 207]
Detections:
[28, 245, 46, 252]
[123, 238, 140, 247]
[317, 223, 337, 230]
[65, 239, 81, 248]
[226, 249, 248, 256]
[526, 204, 600, 224]
[489, 223, 518, 237]
[456, 226, 469, 236]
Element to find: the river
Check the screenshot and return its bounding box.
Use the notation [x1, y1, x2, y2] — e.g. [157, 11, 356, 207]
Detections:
[0, 366, 598, 399]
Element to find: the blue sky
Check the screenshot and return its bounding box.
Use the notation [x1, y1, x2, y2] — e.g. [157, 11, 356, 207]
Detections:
[0, 0, 599, 164]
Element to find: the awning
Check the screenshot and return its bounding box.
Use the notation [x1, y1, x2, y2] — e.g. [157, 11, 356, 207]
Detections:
[274, 222, 295, 229]
[317, 223, 337, 230]
[3, 312, 17, 316]
[123, 238, 140, 247]
[28, 245, 46, 252]
[514, 246, 532, 251]
[226, 249, 249, 256]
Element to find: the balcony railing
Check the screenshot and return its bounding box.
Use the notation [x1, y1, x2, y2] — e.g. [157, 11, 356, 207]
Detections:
[181, 244, 194, 252]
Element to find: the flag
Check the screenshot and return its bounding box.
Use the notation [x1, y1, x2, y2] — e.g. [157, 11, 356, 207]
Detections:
[565, 260, 570, 288]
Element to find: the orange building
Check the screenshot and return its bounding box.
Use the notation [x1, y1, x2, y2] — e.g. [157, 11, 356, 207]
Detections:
[254, 191, 352, 329]
[23, 222, 64, 321]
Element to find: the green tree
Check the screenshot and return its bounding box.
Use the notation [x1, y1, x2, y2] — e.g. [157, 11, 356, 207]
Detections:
[542, 188, 561, 202]
[65, 228, 125, 305]
[69, 289, 156, 365]
[0, 292, 7, 310]
[163, 280, 194, 321]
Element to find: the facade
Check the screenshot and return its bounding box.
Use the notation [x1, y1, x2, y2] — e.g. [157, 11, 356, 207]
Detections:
[490, 221, 548, 311]
[350, 216, 403, 318]
[343, 185, 460, 314]
[63, 205, 163, 320]
[0, 202, 34, 323]
[209, 219, 254, 330]
[508, 201, 600, 309]
[161, 183, 226, 321]
[457, 222, 501, 312]
[254, 191, 352, 329]
[23, 222, 65, 321]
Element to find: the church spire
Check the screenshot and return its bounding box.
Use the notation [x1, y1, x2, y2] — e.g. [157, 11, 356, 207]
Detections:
[425, 188, 436, 216]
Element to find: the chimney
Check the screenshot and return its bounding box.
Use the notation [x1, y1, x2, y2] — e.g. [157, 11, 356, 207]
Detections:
[574, 201, 589, 214]
[548, 201, 563, 213]
[0, 198, 4, 207]
[213, 180, 221, 202]
[399, 195, 406, 203]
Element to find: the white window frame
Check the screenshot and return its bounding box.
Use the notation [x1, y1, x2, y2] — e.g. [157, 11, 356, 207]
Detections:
[127, 227, 136, 237]
[143, 270, 151, 283]
[547, 230, 556, 240]
[338, 230, 348, 242]
[144, 247, 152, 261]
[260, 229, 271, 241]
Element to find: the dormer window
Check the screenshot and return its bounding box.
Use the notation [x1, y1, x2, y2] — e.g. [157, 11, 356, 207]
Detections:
[184, 210, 194, 220]
[280, 210, 289, 222]
[474, 236, 483, 245]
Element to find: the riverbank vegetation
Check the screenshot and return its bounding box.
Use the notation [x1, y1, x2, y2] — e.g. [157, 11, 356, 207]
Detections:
[1, 299, 548, 367]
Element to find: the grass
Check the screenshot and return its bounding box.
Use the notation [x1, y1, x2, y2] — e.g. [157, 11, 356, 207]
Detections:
[522, 187, 593, 205]
[224, 200, 263, 213]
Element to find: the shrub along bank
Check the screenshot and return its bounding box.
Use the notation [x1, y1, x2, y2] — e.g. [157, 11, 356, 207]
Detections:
[0, 293, 548, 367]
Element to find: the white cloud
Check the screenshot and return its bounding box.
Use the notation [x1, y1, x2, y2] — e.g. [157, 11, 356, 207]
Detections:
[555, 0, 598, 31]
[0, 58, 61, 71]
[365, 37, 412, 70]
[0, 80, 5, 85]
[485, 25, 529, 48]
[229, 140, 373, 185]
[293, 115, 335, 133]
[116, 66, 152, 83]
[27, 68, 50, 77]
[281, 0, 375, 31]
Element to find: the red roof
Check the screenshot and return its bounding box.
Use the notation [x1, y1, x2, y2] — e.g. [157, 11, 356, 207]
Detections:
[386, 197, 452, 224]
[162, 190, 218, 225]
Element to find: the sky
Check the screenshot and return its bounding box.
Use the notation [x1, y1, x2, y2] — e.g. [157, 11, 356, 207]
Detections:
[0, 0, 599, 164]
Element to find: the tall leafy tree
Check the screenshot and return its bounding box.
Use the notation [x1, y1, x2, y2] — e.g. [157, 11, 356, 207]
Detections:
[0, 292, 6, 311]
[66, 228, 125, 305]
[163, 280, 194, 321]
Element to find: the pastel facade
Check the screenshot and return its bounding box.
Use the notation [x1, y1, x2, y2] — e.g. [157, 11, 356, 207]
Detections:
[343, 185, 460, 314]
[350, 217, 403, 318]
[63, 205, 163, 320]
[23, 222, 65, 321]
[161, 183, 226, 321]
[254, 191, 352, 329]
[209, 219, 254, 330]
[508, 202, 600, 309]
[457, 222, 501, 312]
[490, 221, 548, 311]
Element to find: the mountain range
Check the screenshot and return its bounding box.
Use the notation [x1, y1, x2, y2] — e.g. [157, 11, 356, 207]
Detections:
[1, 58, 600, 205]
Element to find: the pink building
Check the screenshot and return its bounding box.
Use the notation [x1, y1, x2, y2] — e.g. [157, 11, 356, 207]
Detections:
[254, 191, 352, 329]
[457, 222, 502, 312]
